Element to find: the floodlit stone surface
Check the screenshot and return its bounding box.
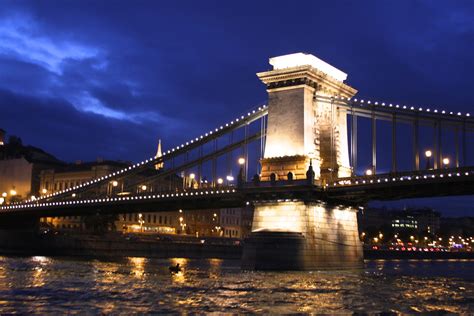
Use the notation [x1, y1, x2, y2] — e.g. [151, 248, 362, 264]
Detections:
[257, 53, 357, 181]
[242, 201, 363, 270]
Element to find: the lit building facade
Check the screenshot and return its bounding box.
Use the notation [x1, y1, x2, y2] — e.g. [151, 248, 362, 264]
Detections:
[116, 212, 178, 234]
[220, 207, 254, 238]
[0, 130, 63, 203]
[40, 160, 130, 230]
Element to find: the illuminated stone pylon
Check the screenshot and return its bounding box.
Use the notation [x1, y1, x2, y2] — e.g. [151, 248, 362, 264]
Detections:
[242, 53, 362, 270]
[258, 52, 357, 182]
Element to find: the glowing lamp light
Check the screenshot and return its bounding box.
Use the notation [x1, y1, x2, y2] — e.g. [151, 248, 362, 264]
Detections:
[238, 157, 245, 165]
[442, 158, 450, 166]
[111, 181, 119, 187]
[425, 150, 432, 158]
[365, 169, 373, 176]
[189, 173, 196, 180]
[217, 178, 224, 185]
[9, 189, 17, 196]
[41, 188, 48, 194]
[226, 175, 234, 182]
[0, 197, 4, 205]
[141, 185, 147, 191]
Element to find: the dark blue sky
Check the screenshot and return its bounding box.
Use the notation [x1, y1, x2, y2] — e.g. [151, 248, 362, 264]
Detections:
[1, 1, 473, 215]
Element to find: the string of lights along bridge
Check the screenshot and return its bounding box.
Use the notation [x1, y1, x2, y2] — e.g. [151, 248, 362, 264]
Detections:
[1, 52, 473, 270]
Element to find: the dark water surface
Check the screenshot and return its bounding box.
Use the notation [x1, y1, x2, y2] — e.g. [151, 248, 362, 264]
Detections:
[0, 256, 472, 314]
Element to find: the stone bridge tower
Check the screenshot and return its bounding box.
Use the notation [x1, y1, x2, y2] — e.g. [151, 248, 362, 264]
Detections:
[258, 53, 357, 182]
[242, 53, 363, 270]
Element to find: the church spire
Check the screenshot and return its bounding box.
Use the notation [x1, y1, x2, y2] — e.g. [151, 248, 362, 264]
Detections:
[155, 139, 164, 170]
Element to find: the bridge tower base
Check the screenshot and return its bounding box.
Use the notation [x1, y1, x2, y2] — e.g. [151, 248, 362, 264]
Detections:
[242, 201, 363, 270]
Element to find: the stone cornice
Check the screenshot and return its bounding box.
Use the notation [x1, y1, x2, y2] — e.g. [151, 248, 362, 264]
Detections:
[257, 65, 357, 98]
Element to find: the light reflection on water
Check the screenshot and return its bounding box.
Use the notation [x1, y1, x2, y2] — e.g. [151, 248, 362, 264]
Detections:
[0, 256, 472, 314]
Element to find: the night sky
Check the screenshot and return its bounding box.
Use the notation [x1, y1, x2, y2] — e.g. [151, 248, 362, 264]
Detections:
[1, 1, 473, 215]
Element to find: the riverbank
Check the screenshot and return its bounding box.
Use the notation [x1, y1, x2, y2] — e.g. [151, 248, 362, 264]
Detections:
[364, 249, 474, 260]
[0, 230, 473, 260]
[0, 230, 241, 259]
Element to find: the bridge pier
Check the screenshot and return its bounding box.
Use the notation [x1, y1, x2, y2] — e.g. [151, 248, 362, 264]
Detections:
[242, 201, 363, 270]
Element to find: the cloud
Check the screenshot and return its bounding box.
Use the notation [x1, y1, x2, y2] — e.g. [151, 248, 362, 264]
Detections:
[0, 11, 186, 128]
[0, 13, 101, 75]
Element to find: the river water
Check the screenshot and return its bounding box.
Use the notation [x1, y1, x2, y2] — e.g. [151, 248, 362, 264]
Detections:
[0, 256, 472, 314]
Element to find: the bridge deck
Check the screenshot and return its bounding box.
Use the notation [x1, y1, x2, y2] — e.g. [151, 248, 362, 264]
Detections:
[1, 167, 474, 218]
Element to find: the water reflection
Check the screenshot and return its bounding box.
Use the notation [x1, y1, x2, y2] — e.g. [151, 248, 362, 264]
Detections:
[169, 258, 188, 284]
[128, 257, 147, 278]
[0, 257, 471, 314]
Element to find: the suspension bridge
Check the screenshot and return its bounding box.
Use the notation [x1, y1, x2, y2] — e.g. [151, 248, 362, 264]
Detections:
[1, 52, 473, 270]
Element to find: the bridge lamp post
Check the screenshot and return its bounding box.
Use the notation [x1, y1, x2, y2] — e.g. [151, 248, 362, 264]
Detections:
[238, 158, 245, 185]
[442, 157, 450, 168]
[425, 150, 432, 169]
[108, 180, 118, 196]
[365, 169, 373, 176]
[217, 178, 224, 187]
[41, 188, 48, 195]
[226, 175, 234, 186]
[140, 185, 147, 192]
[189, 173, 195, 189]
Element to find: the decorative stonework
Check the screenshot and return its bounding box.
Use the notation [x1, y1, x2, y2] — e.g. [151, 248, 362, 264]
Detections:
[257, 53, 357, 183]
[257, 65, 357, 98]
[260, 155, 311, 181]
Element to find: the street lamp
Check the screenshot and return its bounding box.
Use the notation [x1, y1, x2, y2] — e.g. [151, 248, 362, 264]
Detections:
[111, 180, 118, 187]
[141, 185, 147, 191]
[0, 197, 4, 205]
[442, 157, 450, 168]
[138, 213, 144, 232]
[9, 189, 16, 196]
[217, 178, 224, 186]
[189, 173, 195, 188]
[365, 169, 373, 176]
[41, 188, 47, 194]
[1, 192, 6, 198]
[425, 150, 432, 169]
[237, 157, 246, 184]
